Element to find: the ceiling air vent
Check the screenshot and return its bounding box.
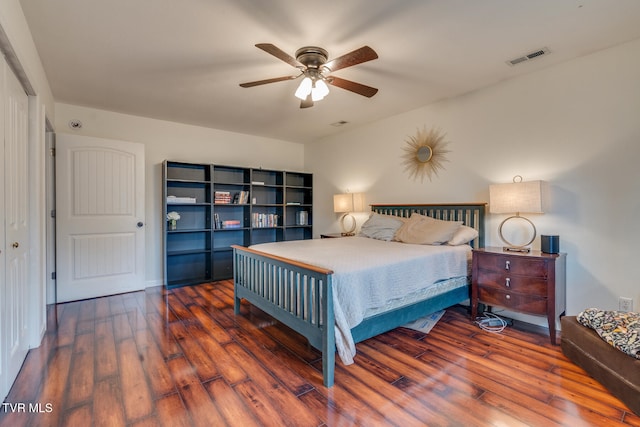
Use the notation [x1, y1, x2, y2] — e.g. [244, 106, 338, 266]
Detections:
[506, 47, 550, 67]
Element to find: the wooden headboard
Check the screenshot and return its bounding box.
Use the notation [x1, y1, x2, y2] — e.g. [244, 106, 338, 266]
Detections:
[370, 203, 486, 249]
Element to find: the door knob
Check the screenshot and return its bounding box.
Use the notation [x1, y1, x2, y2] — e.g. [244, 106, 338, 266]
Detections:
[12, 242, 19, 248]
[137, 221, 144, 228]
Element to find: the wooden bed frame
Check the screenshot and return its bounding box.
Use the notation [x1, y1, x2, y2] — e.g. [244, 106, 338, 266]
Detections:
[233, 203, 486, 387]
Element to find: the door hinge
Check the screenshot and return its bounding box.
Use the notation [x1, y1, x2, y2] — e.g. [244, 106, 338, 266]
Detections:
[50, 210, 56, 218]
[51, 272, 56, 280]
[49, 147, 55, 157]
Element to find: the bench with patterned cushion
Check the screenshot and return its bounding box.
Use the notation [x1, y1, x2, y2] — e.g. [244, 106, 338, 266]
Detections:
[561, 314, 640, 416]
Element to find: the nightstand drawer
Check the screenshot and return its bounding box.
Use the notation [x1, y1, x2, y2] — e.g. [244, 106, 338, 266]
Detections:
[476, 271, 547, 295]
[478, 287, 547, 315]
[476, 254, 548, 277]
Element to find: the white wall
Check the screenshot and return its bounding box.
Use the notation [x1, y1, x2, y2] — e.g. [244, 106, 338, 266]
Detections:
[54, 103, 306, 287]
[306, 38, 640, 324]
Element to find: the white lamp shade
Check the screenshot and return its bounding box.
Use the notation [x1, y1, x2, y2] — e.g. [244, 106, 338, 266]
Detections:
[489, 180, 544, 214]
[352, 193, 364, 212]
[333, 193, 365, 213]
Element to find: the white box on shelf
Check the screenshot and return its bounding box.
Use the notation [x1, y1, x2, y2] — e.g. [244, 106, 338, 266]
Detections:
[167, 196, 197, 204]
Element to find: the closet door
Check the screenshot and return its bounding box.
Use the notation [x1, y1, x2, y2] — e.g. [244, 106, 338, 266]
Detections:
[0, 54, 4, 400]
[0, 56, 30, 400]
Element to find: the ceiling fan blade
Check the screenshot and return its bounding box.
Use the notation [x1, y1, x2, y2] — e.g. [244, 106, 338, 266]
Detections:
[255, 43, 302, 68]
[239, 75, 298, 88]
[324, 46, 378, 72]
[328, 76, 378, 98]
[300, 95, 314, 109]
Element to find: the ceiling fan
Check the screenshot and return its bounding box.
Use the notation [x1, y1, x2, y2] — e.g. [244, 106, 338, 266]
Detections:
[239, 43, 379, 108]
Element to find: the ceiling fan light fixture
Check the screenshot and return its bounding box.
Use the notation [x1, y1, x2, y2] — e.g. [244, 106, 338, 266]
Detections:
[312, 79, 330, 101]
[295, 76, 312, 100]
[240, 43, 378, 108]
[311, 88, 323, 101]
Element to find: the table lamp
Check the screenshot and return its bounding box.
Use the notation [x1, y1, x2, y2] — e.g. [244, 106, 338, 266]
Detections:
[489, 176, 544, 252]
[333, 193, 364, 236]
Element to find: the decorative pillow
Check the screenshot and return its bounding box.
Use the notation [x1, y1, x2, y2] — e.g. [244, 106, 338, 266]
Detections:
[577, 308, 640, 359]
[358, 213, 406, 241]
[394, 213, 462, 245]
[447, 225, 479, 246]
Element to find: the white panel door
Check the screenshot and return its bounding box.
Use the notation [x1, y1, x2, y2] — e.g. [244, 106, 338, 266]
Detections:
[1, 57, 30, 400]
[56, 134, 145, 302]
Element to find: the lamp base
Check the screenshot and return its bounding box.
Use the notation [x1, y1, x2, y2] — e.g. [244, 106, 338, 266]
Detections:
[502, 246, 531, 253]
[340, 213, 357, 235]
[498, 214, 536, 253]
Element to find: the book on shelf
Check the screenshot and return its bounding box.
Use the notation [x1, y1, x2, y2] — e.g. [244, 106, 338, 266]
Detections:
[233, 190, 250, 204]
[167, 195, 196, 204]
[252, 213, 279, 228]
[214, 191, 232, 204]
[221, 220, 241, 229]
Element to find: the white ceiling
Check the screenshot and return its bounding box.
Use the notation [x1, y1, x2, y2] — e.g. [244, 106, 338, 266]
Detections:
[19, 0, 640, 144]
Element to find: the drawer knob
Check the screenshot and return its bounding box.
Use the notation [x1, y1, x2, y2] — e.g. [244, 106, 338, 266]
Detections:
[505, 260, 510, 270]
[505, 294, 511, 300]
[505, 277, 511, 288]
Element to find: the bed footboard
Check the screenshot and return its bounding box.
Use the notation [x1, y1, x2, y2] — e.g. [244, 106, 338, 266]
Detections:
[232, 245, 336, 386]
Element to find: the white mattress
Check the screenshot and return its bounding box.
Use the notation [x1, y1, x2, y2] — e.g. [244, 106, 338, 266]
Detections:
[250, 236, 471, 364]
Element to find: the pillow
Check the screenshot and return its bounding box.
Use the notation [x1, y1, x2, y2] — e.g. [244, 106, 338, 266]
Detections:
[394, 213, 462, 245]
[447, 225, 479, 246]
[358, 213, 405, 241]
[578, 308, 640, 359]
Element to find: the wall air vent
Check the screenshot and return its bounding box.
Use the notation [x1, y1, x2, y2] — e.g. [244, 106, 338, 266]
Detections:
[506, 47, 550, 67]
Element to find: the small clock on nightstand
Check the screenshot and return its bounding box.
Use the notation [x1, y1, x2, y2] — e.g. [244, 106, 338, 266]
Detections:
[471, 247, 566, 344]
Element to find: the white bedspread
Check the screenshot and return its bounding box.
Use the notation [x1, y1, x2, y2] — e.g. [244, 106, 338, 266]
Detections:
[250, 237, 471, 365]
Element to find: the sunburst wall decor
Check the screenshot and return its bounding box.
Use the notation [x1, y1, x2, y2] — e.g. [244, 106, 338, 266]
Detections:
[401, 126, 451, 182]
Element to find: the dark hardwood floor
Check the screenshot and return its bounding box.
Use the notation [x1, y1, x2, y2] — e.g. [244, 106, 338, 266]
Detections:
[1, 280, 637, 427]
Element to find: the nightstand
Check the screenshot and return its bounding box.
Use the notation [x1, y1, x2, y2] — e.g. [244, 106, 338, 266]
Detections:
[320, 233, 354, 238]
[471, 247, 566, 344]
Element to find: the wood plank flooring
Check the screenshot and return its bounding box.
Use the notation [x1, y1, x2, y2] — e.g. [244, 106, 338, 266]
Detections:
[1, 280, 638, 426]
